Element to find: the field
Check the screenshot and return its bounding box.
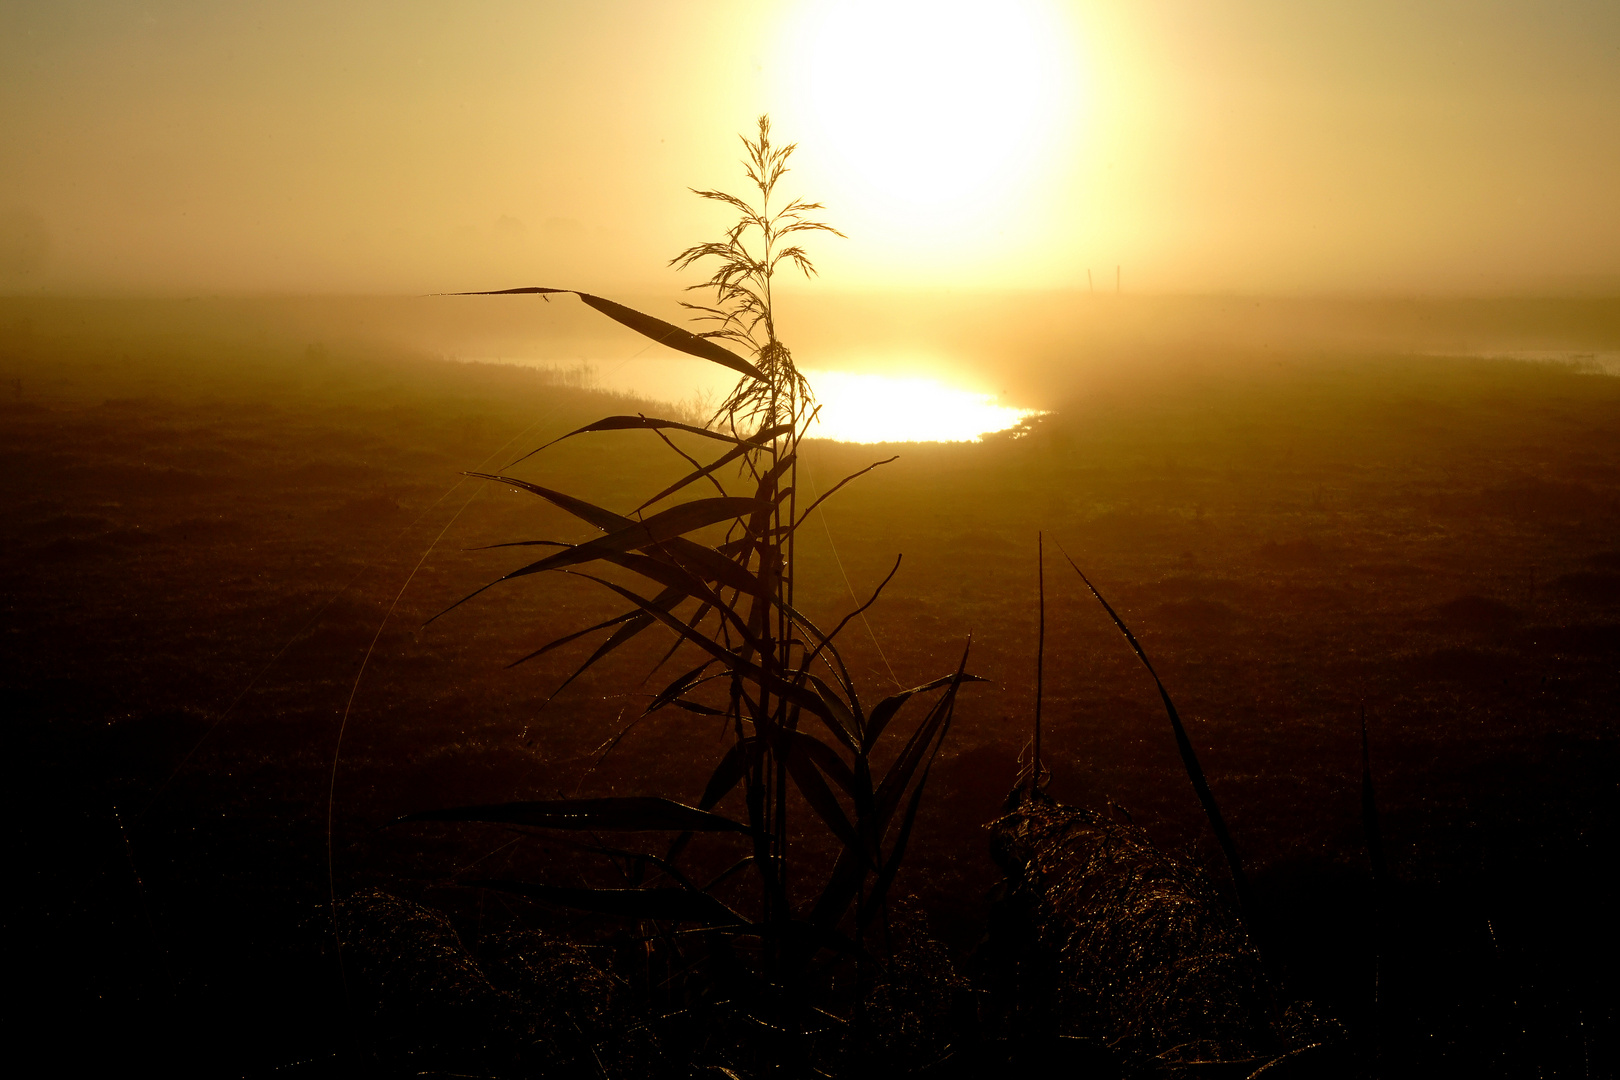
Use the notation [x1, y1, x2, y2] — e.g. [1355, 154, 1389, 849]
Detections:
[5, 296, 1618, 1076]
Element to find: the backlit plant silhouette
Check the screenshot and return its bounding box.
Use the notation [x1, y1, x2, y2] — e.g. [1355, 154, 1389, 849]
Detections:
[408, 116, 980, 1002]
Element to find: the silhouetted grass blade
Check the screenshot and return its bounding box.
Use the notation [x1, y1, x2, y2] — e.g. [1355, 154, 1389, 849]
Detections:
[537, 414, 784, 456]
[450, 288, 764, 380]
[784, 748, 859, 849]
[793, 457, 899, 531]
[648, 602, 717, 677]
[543, 610, 661, 702]
[576, 292, 764, 380]
[864, 672, 988, 750]
[664, 699, 725, 716]
[649, 662, 720, 716]
[568, 572, 840, 730]
[801, 673, 859, 749]
[1057, 545, 1256, 924]
[871, 644, 972, 832]
[465, 472, 628, 533]
[428, 503, 756, 628]
[550, 553, 719, 619]
[495, 496, 768, 579]
[795, 556, 901, 720]
[866, 650, 970, 919]
[700, 738, 761, 809]
[810, 649, 972, 940]
[504, 605, 648, 669]
[461, 475, 763, 596]
[634, 441, 755, 513]
[787, 731, 856, 793]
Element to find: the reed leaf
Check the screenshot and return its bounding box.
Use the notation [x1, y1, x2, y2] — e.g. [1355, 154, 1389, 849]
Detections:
[699, 738, 762, 810]
[648, 661, 720, 715]
[543, 611, 660, 702]
[464, 473, 765, 597]
[428, 505, 762, 628]
[863, 672, 986, 751]
[648, 601, 716, 676]
[663, 699, 726, 717]
[801, 673, 859, 750]
[797, 557, 902, 714]
[805, 649, 971, 941]
[857, 654, 971, 934]
[871, 645, 972, 833]
[504, 604, 652, 669]
[1057, 545, 1256, 924]
[633, 440, 756, 514]
[567, 572, 841, 732]
[465, 472, 628, 533]
[532, 414, 787, 458]
[449, 287, 764, 381]
[786, 729, 856, 794]
[784, 747, 860, 850]
[493, 496, 769, 579]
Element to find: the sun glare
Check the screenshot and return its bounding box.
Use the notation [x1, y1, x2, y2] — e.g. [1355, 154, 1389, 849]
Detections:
[803, 369, 1034, 443]
[481, 356, 1033, 445]
[779, 0, 1077, 234]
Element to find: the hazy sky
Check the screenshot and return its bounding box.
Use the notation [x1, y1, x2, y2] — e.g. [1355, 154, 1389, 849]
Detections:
[2, 0, 1617, 296]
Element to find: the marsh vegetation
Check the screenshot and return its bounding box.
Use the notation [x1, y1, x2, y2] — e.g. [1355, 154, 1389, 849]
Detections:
[4, 281, 1618, 1075]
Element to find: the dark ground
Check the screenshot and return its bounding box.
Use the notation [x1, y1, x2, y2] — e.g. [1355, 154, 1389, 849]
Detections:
[3, 299, 1618, 1076]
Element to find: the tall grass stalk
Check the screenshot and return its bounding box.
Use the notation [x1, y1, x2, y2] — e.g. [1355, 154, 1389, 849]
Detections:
[1056, 543, 1256, 926]
[405, 117, 980, 1006]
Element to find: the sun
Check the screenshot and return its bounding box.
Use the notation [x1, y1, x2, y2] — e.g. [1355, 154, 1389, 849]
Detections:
[775, 0, 1079, 238]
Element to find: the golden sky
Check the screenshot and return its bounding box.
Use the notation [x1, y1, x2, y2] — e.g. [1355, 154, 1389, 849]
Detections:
[2, 0, 1617, 296]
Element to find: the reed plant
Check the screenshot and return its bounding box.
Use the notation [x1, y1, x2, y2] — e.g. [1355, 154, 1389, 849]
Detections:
[404, 117, 980, 1017]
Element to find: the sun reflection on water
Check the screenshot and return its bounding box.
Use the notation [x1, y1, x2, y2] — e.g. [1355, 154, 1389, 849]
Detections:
[801, 369, 1035, 443]
[474, 355, 1036, 444]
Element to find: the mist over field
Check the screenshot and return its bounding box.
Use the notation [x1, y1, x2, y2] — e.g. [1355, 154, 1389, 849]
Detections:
[8, 289, 1617, 405]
